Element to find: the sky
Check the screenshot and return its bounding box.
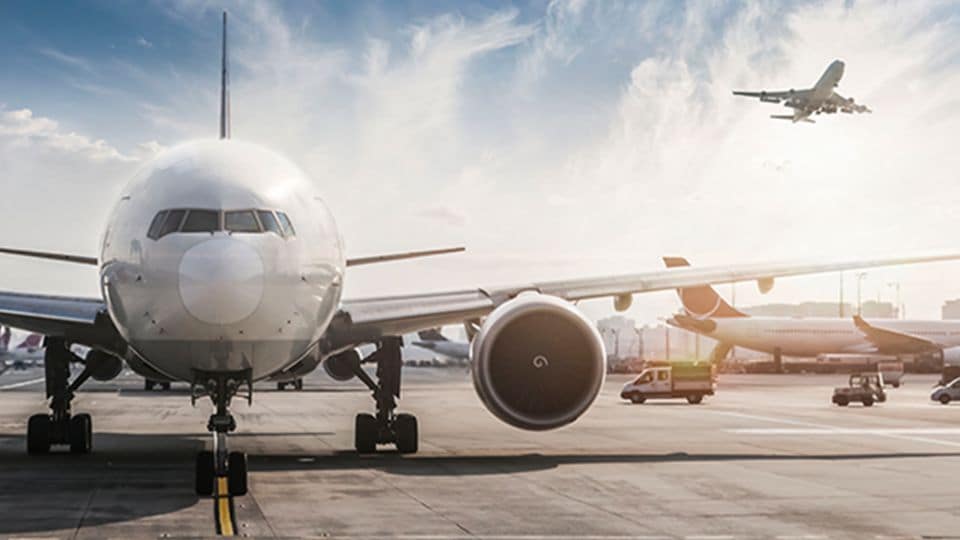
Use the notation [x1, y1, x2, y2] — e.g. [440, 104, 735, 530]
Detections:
[1, 0, 960, 325]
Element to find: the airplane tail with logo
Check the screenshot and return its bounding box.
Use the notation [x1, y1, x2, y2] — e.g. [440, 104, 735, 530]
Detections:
[16, 333, 42, 350]
[663, 257, 748, 319]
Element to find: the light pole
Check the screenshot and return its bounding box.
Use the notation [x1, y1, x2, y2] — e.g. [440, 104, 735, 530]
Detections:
[887, 282, 902, 319]
[856, 272, 868, 316]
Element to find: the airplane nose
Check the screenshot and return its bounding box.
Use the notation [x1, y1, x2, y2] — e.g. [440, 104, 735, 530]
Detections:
[179, 238, 264, 325]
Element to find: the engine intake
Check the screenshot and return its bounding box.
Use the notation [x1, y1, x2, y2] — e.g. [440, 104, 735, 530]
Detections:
[472, 293, 606, 431]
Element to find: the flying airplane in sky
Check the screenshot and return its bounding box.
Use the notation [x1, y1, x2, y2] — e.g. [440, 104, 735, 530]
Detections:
[733, 60, 871, 123]
[1, 14, 958, 497]
[665, 257, 960, 368]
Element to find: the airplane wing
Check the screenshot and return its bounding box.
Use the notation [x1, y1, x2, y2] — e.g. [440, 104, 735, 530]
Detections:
[733, 88, 812, 104]
[852, 315, 940, 354]
[0, 291, 120, 350]
[326, 251, 960, 348]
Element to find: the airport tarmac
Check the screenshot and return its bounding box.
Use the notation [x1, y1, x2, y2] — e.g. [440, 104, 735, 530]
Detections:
[1, 368, 960, 539]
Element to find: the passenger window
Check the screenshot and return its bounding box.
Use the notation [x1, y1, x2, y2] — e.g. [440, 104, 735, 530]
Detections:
[277, 212, 296, 237]
[225, 210, 260, 233]
[181, 209, 220, 233]
[158, 209, 186, 238]
[147, 211, 168, 239]
[257, 210, 283, 236]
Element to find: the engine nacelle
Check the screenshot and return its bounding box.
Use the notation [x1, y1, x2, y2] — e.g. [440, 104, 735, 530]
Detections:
[941, 346, 960, 366]
[471, 293, 606, 431]
[323, 349, 360, 382]
[86, 350, 124, 382]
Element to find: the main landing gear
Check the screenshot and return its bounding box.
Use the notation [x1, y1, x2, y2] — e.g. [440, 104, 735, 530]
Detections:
[27, 338, 93, 455]
[349, 337, 418, 454]
[192, 369, 250, 496]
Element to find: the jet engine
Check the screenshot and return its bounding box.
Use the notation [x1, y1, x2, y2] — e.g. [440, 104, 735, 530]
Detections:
[86, 350, 124, 382]
[322, 349, 360, 382]
[471, 293, 606, 431]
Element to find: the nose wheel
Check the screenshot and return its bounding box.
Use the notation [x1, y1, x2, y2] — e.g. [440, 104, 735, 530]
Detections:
[349, 337, 419, 454]
[192, 369, 250, 496]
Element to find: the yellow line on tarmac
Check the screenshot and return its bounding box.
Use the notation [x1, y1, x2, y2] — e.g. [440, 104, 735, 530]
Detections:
[215, 476, 236, 536]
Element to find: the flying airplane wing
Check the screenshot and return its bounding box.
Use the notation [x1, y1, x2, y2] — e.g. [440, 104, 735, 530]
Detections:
[852, 315, 939, 354]
[325, 251, 960, 348]
[732, 89, 812, 104]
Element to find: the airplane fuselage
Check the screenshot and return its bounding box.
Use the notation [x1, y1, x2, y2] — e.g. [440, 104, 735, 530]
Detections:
[810, 59, 844, 101]
[99, 140, 345, 382]
[701, 317, 960, 357]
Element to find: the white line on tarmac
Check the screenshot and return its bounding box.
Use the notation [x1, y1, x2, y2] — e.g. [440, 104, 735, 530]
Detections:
[0, 377, 45, 391]
[708, 410, 960, 448]
[730, 428, 960, 435]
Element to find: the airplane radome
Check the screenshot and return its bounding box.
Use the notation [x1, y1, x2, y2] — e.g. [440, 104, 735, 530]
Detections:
[0, 11, 958, 499]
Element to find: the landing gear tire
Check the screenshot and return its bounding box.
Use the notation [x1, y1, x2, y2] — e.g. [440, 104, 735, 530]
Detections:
[395, 413, 418, 454]
[355, 413, 377, 453]
[835, 397, 849, 406]
[228, 451, 248, 496]
[195, 450, 215, 496]
[69, 413, 92, 454]
[27, 414, 51, 455]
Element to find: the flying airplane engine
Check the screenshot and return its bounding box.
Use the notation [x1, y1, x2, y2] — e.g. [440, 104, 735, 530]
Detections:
[85, 350, 124, 382]
[322, 349, 360, 382]
[470, 293, 606, 431]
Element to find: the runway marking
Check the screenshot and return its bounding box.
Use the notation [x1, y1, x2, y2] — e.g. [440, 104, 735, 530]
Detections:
[710, 410, 960, 448]
[214, 476, 237, 536]
[0, 377, 44, 391]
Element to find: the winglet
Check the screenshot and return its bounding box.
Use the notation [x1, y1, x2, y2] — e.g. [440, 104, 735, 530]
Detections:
[219, 10, 230, 140]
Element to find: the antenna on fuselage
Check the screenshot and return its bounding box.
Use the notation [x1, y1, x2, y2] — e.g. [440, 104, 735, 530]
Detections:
[219, 10, 230, 140]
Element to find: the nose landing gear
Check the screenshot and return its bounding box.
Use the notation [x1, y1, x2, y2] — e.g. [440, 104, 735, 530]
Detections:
[192, 369, 250, 496]
[349, 337, 419, 454]
[27, 338, 94, 455]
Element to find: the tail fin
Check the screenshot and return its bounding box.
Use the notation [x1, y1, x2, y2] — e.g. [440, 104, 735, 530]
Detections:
[16, 333, 42, 350]
[417, 328, 449, 342]
[663, 257, 748, 318]
[0, 326, 9, 353]
[219, 10, 230, 140]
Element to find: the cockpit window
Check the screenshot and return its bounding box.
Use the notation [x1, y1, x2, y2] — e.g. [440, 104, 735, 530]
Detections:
[225, 210, 260, 233]
[277, 212, 296, 237]
[181, 209, 221, 233]
[147, 210, 168, 240]
[257, 210, 283, 236]
[158, 209, 186, 238]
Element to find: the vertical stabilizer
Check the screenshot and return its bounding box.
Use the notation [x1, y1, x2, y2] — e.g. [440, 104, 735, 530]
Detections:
[663, 257, 748, 319]
[219, 11, 230, 140]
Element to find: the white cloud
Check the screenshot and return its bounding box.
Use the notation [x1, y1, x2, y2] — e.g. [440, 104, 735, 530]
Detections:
[0, 108, 138, 162]
[36, 47, 94, 73]
[136, 36, 153, 48]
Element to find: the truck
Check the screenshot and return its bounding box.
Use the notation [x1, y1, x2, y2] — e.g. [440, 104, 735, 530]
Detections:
[620, 363, 715, 404]
[832, 373, 886, 407]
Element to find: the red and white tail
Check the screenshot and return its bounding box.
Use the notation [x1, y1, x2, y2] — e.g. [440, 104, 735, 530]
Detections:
[16, 333, 42, 350]
[663, 257, 748, 319]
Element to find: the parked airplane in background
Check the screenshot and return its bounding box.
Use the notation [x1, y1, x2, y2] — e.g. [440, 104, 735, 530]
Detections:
[665, 257, 960, 369]
[412, 329, 470, 361]
[733, 60, 871, 123]
[0, 326, 45, 371]
[0, 14, 958, 497]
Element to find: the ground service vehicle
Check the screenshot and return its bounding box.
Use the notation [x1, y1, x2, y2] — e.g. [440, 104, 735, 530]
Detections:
[832, 373, 886, 407]
[620, 363, 715, 404]
[931, 377, 960, 404]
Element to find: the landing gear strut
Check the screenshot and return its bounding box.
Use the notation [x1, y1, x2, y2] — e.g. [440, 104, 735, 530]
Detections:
[27, 338, 93, 455]
[350, 337, 418, 454]
[192, 369, 250, 496]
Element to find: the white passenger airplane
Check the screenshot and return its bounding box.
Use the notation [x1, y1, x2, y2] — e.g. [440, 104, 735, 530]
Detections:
[733, 60, 871, 123]
[412, 329, 470, 360]
[665, 257, 960, 367]
[0, 14, 957, 496]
